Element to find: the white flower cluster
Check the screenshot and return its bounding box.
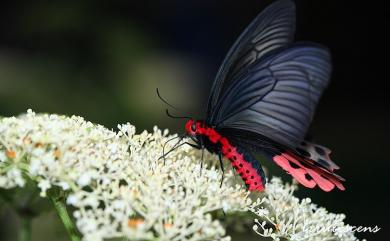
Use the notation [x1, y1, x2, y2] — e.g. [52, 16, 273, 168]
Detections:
[0, 110, 362, 241]
[251, 178, 361, 241]
[0, 110, 250, 241]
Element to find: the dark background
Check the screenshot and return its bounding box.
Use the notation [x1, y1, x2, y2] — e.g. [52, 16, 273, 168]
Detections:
[0, 0, 388, 240]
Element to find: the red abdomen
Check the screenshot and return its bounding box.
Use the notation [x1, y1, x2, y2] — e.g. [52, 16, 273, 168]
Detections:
[185, 120, 265, 191]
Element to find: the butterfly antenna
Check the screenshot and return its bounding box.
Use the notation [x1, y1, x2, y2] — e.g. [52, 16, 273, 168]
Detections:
[156, 88, 181, 111]
[157, 88, 197, 121]
[165, 109, 192, 120]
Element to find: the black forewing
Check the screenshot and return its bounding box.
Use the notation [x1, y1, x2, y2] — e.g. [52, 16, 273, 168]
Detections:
[209, 43, 332, 148]
[207, 0, 295, 117]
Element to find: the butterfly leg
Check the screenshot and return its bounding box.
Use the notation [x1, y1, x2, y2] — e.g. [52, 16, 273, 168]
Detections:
[218, 152, 225, 187]
[160, 142, 187, 163]
[159, 134, 186, 164]
[200, 138, 205, 175]
[184, 140, 205, 175]
[184, 142, 200, 148]
[161, 135, 180, 164]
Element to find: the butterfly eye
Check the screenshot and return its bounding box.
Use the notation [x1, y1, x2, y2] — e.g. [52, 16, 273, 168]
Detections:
[191, 123, 197, 132]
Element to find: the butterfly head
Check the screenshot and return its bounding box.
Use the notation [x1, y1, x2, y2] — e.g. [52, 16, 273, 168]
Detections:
[185, 119, 204, 136]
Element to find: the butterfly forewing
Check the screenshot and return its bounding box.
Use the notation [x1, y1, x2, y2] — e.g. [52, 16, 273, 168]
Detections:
[207, 0, 296, 117]
[209, 43, 332, 148]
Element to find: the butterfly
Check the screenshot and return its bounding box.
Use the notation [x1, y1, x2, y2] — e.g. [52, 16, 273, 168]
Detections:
[161, 0, 345, 192]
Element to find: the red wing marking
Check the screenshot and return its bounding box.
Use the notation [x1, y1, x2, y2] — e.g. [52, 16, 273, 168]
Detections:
[273, 155, 316, 188]
[273, 152, 345, 192]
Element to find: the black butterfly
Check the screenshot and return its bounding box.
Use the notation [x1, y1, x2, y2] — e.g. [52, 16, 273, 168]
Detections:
[162, 0, 345, 192]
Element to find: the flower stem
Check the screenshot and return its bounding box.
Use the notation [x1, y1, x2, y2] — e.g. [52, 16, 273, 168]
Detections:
[19, 216, 31, 241]
[50, 195, 81, 241]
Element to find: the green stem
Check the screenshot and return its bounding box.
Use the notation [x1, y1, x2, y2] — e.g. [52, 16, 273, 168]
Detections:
[19, 216, 31, 241]
[50, 196, 81, 241]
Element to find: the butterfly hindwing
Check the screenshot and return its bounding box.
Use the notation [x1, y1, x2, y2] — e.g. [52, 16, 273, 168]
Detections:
[297, 141, 340, 171]
[219, 129, 345, 191]
[273, 151, 345, 192]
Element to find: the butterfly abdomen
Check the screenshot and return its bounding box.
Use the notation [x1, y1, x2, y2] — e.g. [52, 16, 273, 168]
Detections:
[185, 120, 265, 191]
[220, 137, 265, 191]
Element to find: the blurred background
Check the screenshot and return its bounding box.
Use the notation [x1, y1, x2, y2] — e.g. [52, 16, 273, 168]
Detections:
[0, 0, 388, 240]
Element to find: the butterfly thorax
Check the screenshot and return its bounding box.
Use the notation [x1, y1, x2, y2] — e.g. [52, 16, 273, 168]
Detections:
[185, 119, 265, 191]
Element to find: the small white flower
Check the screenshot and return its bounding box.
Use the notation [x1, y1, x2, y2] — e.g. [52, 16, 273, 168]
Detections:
[256, 207, 269, 216]
[7, 168, 25, 187]
[38, 179, 51, 197]
[207, 169, 219, 180]
[0, 152, 6, 162]
[57, 181, 70, 190]
[66, 194, 79, 206]
[222, 201, 231, 213]
[77, 172, 92, 187]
